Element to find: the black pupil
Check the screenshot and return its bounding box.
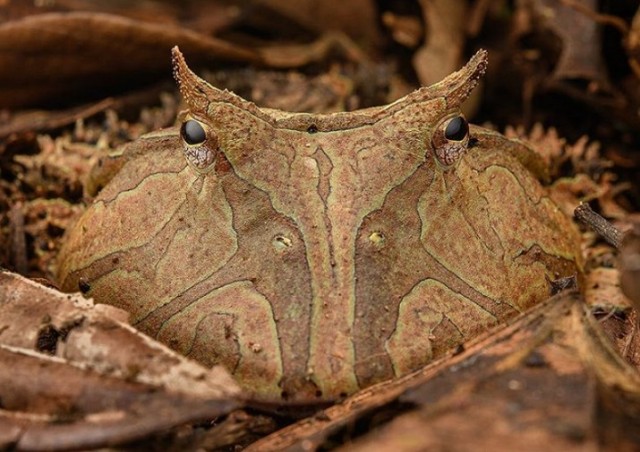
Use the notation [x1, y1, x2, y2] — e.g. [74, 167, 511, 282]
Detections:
[182, 120, 206, 145]
[444, 116, 468, 141]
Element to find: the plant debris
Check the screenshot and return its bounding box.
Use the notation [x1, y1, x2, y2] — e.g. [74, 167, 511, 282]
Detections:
[1, 1, 639, 449]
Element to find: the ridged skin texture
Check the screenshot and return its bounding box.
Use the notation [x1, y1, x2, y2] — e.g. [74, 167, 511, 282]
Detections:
[57, 49, 582, 407]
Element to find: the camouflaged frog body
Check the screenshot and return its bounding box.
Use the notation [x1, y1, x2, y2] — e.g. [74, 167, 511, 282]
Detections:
[57, 48, 582, 408]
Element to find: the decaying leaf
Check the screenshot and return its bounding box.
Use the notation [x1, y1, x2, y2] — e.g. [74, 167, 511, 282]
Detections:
[504, 125, 629, 221]
[0, 98, 116, 140]
[0, 271, 241, 450]
[585, 267, 629, 311]
[512, 0, 609, 85]
[253, 0, 380, 47]
[544, 0, 607, 83]
[412, 0, 467, 88]
[0, 3, 638, 450]
[0, 11, 376, 110]
[0, 12, 260, 109]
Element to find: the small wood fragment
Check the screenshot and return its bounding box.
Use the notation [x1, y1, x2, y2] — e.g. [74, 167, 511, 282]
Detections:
[574, 202, 623, 248]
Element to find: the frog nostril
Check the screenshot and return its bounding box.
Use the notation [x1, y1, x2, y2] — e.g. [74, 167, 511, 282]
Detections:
[272, 234, 293, 252]
[368, 231, 386, 248]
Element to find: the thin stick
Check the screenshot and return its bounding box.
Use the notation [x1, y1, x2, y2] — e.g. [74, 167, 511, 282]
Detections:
[573, 202, 623, 249]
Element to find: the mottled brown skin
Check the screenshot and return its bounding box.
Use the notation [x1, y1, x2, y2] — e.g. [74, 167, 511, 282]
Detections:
[57, 48, 582, 407]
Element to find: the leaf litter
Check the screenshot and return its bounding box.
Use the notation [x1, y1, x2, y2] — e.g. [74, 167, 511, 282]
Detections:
[0, 0, 639, 449]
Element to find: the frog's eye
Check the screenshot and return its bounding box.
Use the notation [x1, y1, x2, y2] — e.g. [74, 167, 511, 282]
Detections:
[180, 119, 219, 171]
[431, 114, 470, 167]
[181, 119, 206, 145]
[444, 116, 469, 141]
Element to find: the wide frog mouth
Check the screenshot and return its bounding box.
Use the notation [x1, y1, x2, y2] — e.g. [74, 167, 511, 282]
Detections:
[247, 397, 336, 418]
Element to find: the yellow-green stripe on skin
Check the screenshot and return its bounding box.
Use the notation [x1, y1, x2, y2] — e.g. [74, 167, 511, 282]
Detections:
[56, 48, 583, 409]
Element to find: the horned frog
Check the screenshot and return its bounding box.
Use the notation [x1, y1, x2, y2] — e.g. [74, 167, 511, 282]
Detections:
[57, 47, 582, 410]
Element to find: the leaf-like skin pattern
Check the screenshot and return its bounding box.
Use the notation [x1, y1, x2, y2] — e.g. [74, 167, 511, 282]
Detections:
[57, 49, 582, 407]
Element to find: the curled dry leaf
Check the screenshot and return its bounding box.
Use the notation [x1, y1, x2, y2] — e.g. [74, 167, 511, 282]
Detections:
[505, 124, 628, 220]
[0, 12, 260, 109]
[512, 0, 609, 85]
[0, 346, 232, 451]
[247, 292, 640, 450]
[584, 267, 629, 310]
[412, 0, 467, 88]
[256, 31, 369, 69]
[253, 0, 380, 46]
[0, 11, 373, 110]
[0, 271, 241, 450]
[542, 0, 608, 83]
[0, 98, 116, 140]
[0, 270, 241, 399]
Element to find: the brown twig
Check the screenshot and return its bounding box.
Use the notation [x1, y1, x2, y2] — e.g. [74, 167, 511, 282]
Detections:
[573, 202, 623, 249]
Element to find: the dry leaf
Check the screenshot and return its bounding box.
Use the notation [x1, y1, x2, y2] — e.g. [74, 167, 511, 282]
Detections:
[0, 271, 241, 450]
[0, 12, 260, 108]
[254, 0, 380, 46]
[412, 0, 467, 87]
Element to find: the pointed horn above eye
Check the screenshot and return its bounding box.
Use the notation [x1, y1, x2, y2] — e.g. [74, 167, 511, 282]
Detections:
[171, 46, 213, 112]
[171, 46, 275, 124]
[439, 49, 489, 107]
